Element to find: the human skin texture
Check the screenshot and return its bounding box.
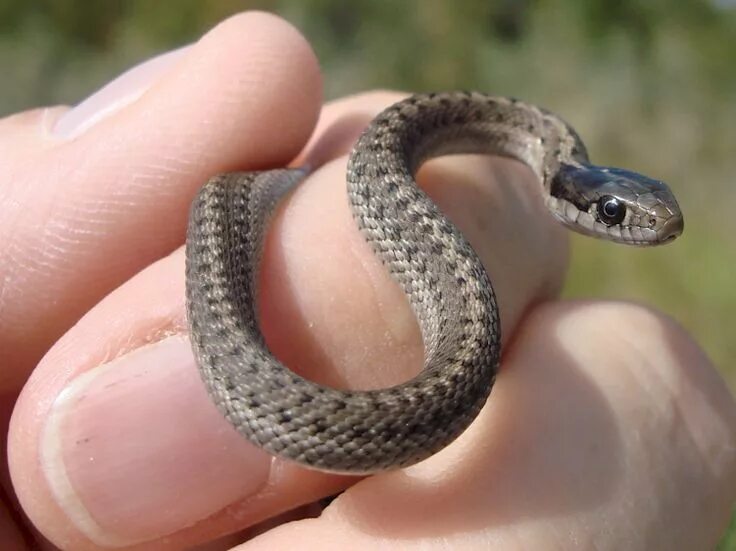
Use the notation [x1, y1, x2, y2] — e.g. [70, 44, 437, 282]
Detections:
[0, 11, 734, 551]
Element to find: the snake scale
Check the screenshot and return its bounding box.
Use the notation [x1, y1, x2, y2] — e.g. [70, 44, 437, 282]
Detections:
[185, 92, 683, 473]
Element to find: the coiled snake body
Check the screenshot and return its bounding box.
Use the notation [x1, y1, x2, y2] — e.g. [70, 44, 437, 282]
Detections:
[185, 92, 683, 473]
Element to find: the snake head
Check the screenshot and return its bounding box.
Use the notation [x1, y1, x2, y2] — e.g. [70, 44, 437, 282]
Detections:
[548, 163, 684, 246]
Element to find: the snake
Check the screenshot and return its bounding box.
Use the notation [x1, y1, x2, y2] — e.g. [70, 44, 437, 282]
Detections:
[185, 92, 683, 474]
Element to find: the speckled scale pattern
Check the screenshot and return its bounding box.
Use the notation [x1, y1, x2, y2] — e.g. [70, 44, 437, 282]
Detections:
[185, 92, 589, 473]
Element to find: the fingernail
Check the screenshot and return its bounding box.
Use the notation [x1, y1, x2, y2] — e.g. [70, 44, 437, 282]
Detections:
[52, 47, 188, 139]
[41, 335, 271, 547]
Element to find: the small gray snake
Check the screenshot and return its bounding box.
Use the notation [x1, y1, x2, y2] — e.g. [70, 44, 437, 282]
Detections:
[185, 92, 683, 473]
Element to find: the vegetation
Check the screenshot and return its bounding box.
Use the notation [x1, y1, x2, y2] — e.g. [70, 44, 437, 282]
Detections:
[1, 1, 733, 546]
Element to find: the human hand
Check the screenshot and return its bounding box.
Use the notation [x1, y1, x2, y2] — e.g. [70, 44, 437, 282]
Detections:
[2, 12, 734, 550]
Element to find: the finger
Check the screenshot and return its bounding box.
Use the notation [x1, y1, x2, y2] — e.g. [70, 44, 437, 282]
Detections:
[240, 302, 736, 551]
[9, 92, 569, 549]
[295, 90, 411, 168]
[0, 11, 322, 390]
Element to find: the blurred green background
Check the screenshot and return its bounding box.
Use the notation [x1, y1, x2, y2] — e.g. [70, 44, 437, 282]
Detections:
[1, 0, 734, 547]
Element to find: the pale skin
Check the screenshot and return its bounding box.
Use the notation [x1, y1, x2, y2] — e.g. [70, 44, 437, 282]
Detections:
[0, 12, 734, 551]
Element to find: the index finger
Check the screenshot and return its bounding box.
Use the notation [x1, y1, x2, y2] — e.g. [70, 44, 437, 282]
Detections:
[0, 11, 322, 391]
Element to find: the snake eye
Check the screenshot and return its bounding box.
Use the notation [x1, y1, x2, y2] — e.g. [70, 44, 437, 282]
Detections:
[597, 196, 626, 226]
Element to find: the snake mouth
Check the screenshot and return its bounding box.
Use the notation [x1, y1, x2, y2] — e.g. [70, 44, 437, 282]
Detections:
[627, 239, 666, 247]
[615, 232, 680, 247]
